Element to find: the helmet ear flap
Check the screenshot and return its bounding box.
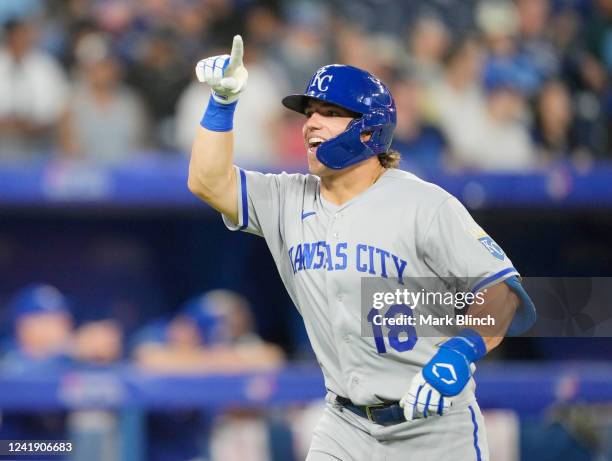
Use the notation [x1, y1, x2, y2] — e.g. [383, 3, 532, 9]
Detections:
[367, 127, 382, 146]
[359, 114, 392, 155]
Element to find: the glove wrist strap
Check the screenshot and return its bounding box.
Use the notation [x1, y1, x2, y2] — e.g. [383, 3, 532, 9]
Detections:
[440, 328, 487, 363]
[201, 95, 237, 132]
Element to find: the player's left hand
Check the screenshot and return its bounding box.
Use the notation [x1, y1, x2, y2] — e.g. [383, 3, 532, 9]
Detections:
[401, 329, 486, 421]
[400, 371, 453, 420]
[195, 35, 248, 104]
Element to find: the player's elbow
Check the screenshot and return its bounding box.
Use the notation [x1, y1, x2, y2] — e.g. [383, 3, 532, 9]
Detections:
[187, 167, 235, 210]
[187, 173, 205, 199]
[187, 169, 217, 202]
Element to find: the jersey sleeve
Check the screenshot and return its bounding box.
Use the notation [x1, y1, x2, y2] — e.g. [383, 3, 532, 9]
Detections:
[221, 166, 307, 264]
[221, 167, 282, 237]
[422, 196, 519, 293]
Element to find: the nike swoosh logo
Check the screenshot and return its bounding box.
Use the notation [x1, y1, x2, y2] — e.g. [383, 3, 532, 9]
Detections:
[301, 211, 316, 220]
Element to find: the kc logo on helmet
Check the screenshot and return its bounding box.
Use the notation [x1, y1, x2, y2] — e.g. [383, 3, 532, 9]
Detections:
[311, 68, 333, 92]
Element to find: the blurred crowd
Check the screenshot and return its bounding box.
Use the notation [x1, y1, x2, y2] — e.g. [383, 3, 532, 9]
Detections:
[0, 284, 283, 374]
[0, 0, 610, 171]
[0, 283, 288, 461]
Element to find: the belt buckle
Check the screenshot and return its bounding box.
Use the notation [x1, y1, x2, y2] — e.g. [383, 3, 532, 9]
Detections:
[365, 403, 386, 422]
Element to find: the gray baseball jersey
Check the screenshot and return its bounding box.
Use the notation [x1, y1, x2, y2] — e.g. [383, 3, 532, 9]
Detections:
[222, 167, 518, 407]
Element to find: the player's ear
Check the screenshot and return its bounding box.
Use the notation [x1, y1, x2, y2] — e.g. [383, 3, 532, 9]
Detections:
[360, 131, 373, 142]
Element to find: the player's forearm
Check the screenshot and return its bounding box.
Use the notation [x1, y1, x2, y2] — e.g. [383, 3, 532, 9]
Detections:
[467, 282, 519, 352]
[188, 126, 235, 200]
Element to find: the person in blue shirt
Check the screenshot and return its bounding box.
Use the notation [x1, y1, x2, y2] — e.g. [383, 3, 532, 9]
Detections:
[389, 73, 448, 172]
[131, 290, 284, 461]
[0, 284, 74, 446]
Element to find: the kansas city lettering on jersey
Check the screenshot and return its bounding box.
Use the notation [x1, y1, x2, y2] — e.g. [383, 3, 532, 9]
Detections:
[288, 241, 408, 284]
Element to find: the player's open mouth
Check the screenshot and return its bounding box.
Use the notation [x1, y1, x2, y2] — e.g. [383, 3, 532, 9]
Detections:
[307, 137, 325, 154]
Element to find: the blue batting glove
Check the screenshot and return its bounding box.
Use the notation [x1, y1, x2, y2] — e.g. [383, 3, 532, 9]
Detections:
[423, 329, 487, 397]
[401, 329, 486, 421]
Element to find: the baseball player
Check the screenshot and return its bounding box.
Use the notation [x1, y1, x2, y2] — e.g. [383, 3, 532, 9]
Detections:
[188, 36, 536, 461]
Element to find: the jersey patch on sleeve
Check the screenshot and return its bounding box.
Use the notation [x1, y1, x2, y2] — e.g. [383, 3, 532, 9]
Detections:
[478, 236, 505, 261]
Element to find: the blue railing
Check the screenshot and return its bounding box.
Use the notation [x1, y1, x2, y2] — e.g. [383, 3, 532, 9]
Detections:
[1, 156, 611, 208]
[2, 363, 611, 412]
[1, 362, 612, 460]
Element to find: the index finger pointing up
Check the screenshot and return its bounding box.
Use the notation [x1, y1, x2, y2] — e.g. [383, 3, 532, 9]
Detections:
[227, 35, 243, 71]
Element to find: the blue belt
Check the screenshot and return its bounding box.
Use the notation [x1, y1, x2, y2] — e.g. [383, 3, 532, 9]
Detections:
[336, 396, 406, 427]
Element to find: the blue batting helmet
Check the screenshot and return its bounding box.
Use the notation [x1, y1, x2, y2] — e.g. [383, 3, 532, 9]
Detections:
[180, 293, 229, 346]
[282, 64, 396, 169]
[9, 284, 70, 324]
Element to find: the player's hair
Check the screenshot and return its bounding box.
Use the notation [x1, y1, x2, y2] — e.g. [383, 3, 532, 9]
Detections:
[378, 149, 401, 168]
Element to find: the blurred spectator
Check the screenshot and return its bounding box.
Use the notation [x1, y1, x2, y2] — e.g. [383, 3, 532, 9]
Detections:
[477, 0, 541, 97]
[126, 28, 191, 150]
[133, 289, 284, 373]
[335, 25, 403, 82]
[72, 319, 122, 365]
[0, 0, 43, 26]
[1, 283, 124, 370]
[133, 289, 285, 461]
[2, 283, 73, 372]
[270, 0, 331, 92]
[0, 283, 124, 454]
[94, 0, 134, 36]
[58, 33, 147, 162]
[549, 4, 610, 157]
[447, 61, 536, 171]
[575, 0, 612, 156]
[583, 0, 612, 74]
[516, 0, 560, 81]
[328, 0, 420, 36]
[405, 15, 450, 86]
[335, 24, 377, 74]
[533, 80, 590, 164]
[176, 44, 288, 165]
[244, 4, 284, 51]
[0, 284, 73, 441]
[198, 0, 245, 51]
[59, 17, 100, 72]
[131, 292, 220, 461]
[0, 19, 68, 158]
[173, 1, 211, 62]
[477, 0, 520, 56]
[426, 36, 486, 168]
[390, 74, 447, 170]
